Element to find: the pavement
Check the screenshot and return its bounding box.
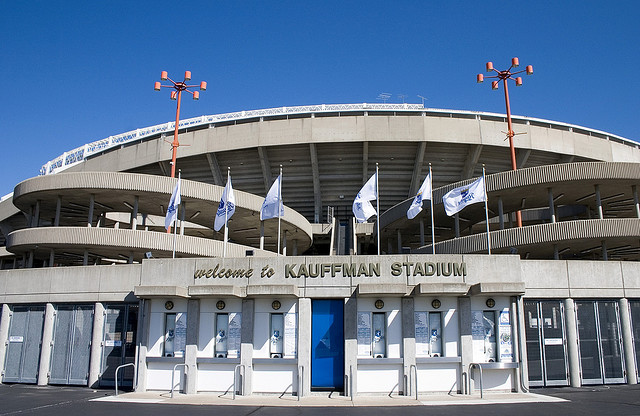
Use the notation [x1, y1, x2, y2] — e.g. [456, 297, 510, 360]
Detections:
[93, 390, 567, 407]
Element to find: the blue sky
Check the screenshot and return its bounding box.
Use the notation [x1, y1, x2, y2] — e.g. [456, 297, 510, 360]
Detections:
[1, 1, 639, 195]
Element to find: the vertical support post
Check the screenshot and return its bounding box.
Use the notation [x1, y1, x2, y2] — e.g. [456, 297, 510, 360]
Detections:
[240, 299, 254, 395]
[397, 229, 402, 254]
[259, 221, 265, 251]
[33, 200, 41, 228]
[131, 196, 139, 230]
[0, 304, 12, 380]
[458, 297, 473, 394]
[37, 303, 55, 386]
[619, 298, 638, 384]
[516, 296, 529, 391]
[88, 302, 105, 388]
[54, 196, 61, 227]
[454, 213, 460, 238]
[595, 185, 603, 219]
[298, 298, 312, 397]
[402, 297, 416, 396]
[185, 299, 200, 394]
[548, 188, 556, 223]
[633, 185, 640, 219]
[344, 295, 358, 398]
[135, 299, 151, 392]
[88, 194, 95, 227]
[498, 197, 505, 230]
[419, 219, 425, 247]
[564, 298, 581, 387]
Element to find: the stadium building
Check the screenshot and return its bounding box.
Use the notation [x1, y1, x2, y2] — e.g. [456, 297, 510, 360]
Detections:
[0, 103, 639, 396]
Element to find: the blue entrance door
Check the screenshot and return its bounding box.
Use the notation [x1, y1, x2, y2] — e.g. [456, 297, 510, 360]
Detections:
[311, 299, 344, 389]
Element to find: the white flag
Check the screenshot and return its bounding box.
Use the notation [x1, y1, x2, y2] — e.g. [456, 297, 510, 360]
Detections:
[164, 178, 181, 230]
[214, 176, 236, 231]
[352, 172, 378, 223]
[260, 174, 284, 220]
[407, 172, 432, 220]
[442, 176, 487, 216]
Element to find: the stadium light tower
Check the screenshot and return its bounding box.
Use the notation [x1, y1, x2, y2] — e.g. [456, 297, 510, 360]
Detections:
[477, 57, 533, 227]
[154, 71, 207, 178]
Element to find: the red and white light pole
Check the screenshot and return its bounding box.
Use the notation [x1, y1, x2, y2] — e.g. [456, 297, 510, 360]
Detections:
[154, 71, 207, 178]
[477, 57, 533, 227]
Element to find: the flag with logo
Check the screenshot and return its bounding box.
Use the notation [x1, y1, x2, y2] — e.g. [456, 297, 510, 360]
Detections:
[164, 177, 181, 230]
[407, 172, 432, 220]
[260, 174, 284, 220]
[214, 176, 236, 231]
[352, 172, 378, 223]
[442, 176, 486, 216]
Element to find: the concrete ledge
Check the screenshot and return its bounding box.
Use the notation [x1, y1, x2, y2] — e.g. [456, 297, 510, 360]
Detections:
[357, 283, 409, 296]
[413, 283, 469, 296]
[416, 356, 462, 364]
[197, 358, 240, 364]
[468, 282, 525, 296]
[246, 285, 301, 297]
[134, 285, 189, 298]
[357, 358, 404, 365]
[188, 285, 246, 298]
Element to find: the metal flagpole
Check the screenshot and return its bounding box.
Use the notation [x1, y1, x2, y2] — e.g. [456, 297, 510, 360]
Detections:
[278, 165, 282, 256]
[223, 167, 230, 258]
[483, 164, 491, 255]
[172, 170, 181, 259]
[429, 163, 435, 255]
[376, 162, 380, 256]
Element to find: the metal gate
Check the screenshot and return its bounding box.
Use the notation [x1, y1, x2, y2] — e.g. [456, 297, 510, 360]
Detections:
[99, 304, 138, 387]
[3, 306, 45, 383]
[576, 300, 626, 384]
[49, 305, 94, 385]
[524, 300, 569, 386]
[311, 299, 344, 389]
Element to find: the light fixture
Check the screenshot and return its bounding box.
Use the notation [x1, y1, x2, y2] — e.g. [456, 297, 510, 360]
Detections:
[216, 300, 226, 310]
[486, 298, 495, 308]
[165, 300, 174, 310]
[375, 299, 384, 309]
[272, 300, 281, 310]
[431, 299, 441, 309]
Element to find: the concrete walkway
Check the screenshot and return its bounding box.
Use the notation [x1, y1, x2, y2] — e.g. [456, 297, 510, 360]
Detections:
[93, 391, 567, 407]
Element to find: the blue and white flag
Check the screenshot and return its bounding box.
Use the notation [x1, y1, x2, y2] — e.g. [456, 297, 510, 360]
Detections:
[407, 172, 432, 220]
[214, 176, 236, 231]
[164, 177, 181, 230]
[442, 176, 486, 216]
[260, 174, 284, 220]
[352, 172, 378, 223]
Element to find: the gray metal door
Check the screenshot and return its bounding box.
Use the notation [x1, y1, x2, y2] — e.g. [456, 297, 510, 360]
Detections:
[49, 305, 94, 385]
[524, 300, 569, 387]
[99, 304, 138, 387]
[576, 300, 626, 385]
[3, 306, 45, 383]
[630, 301, 640, 379]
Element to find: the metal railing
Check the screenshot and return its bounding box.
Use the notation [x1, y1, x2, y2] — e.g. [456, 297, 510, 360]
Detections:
[469, 363, 484, 398]
[170, 363, 188, 398]
[409, 364, 417, 400]
[233, 364, 244, 400]
[114, 362, 136, 396]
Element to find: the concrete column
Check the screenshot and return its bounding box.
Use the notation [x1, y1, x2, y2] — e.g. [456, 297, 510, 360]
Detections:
[397, 229, 402, 254]
[0, 304, 11, 376]
[419, 219, 425, 246]
[292, 240, 298, 256]
[33, 200, 41, 227]
[259, 221, 265, 250]
[454, 213, 460, 238]
[83, 250, 89, 266]
[602, 240, 608, 261]
[49, 249, 55, 267]
[179, 201, 186, 236]
[37, 303, 56, 386]
[498, 197, 505, 229]
[54, 196, 61, 227]
[564, 298, 581, 387]
[185, 299, 200, 394]
[131, 196, 139, 230]
[282, 230, 287, 256]
[458, 297, 473, 394]
[88, 302, 105, 388]
[548, 188, 556, 223]
[27, 251, 34, 268]
[88, 194, 95, 227]
[511, 296, 526, 392]
[298, 298, 311, 397]
[402, 297, 416, 396]
[240, 299, 254, 395]
[618, 298, 638, 384]
[595, 185, 603, 219]
[135, 299, 151, 392]
[387, 239, 392, 255]
[633, 185, 640, 219]
[344, 295, 358, 397]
